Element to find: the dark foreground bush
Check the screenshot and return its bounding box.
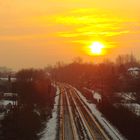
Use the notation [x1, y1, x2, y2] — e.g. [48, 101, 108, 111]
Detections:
[1, 108, 41, 140]
[98, 100, 140, 140]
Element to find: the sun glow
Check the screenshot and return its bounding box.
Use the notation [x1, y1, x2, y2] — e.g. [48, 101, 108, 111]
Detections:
[88, 42, 105, 55]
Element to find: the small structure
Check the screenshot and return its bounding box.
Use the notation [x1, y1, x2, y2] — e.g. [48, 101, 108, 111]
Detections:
[3, 93, 18, 97]
[2, 93, 18, 106]
[128, 67, 140, 78]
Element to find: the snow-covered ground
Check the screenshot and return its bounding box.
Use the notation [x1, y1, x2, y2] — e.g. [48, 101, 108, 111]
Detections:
[0, 100, 14, 107]
[114, 92, 140, 116]
[39, 85, 60, 140]
[116, 92, 136, 102]
[72, 87, 126, 140]
[115, 103, 140, 116]
[0, 78, 16, 82]
[83, 87, 102, 103]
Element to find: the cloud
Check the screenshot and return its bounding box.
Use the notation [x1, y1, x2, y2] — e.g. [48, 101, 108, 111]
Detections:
[51, 8, 136, 48]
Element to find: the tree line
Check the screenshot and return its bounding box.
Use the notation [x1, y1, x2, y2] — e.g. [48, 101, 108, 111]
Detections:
[49, 54, 140, 98]
[1, 68, 55, 140]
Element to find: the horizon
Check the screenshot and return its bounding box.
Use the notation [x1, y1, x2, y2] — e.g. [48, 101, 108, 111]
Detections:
[0, 53, 139, 72]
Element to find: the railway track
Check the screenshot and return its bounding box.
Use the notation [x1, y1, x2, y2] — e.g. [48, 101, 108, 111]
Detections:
[59, 83, 115, 140]
[69, 88, 110, 140]
[59, 85, 77, 140]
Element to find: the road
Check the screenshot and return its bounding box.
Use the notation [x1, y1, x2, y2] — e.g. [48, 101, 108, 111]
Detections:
[58, 83, 111, 140]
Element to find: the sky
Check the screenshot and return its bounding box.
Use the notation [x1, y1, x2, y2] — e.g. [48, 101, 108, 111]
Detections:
[0, 0, 140, 70]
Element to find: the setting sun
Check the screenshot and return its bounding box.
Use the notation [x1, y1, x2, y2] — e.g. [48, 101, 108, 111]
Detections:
[88, 42, 105, 55]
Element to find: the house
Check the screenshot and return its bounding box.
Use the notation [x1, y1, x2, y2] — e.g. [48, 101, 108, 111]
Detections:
[3, 93, 18, 97]
[128, 67, 140, 77]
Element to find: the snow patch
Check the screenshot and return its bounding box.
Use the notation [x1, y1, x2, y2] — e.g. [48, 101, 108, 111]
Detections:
[72, 86, 126, 140]
[93, 92, 102, 103]
[39, 85, 60, 140]
[115, 103, 140, 116]
[0, 100, 13, 106]
[83, 87, 102, 103]
[116, 92, 136, 102]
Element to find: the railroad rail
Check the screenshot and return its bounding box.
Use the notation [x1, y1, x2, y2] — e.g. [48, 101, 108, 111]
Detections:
[59, 83, 121, 140]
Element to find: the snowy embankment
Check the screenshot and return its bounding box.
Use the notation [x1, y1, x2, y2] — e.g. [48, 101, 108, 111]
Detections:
[115, 92, 140, 116]
[39, 85, 60, 140]
[115, 103, 140, 116]
[72, 86, 126, 140]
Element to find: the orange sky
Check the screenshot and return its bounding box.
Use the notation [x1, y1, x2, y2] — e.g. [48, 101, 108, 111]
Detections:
[0, 0, 140, 70]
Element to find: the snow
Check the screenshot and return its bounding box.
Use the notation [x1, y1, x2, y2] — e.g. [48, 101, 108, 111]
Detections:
[93, 93, 102, 102]
[115, 92, 140, 116]
[116, 92, 136, 102]
[0, 78, 16, 82]
[128, 67, 140, 71]
[65, 91, 79, 140]
[69, 90, 93, 139]
[3, 93, 18, 97]
[0, 100, 13, 121]
[115, 103, 140, 116]
[83, 87, 94, 94]
[84, 87, 102, 103]
[123, 103, 140, 116]
[0, 100, 13, 107]
[128, 67, 140, 77]
[0, 112, 5, 120]
[39, 85, 60, 140]
[72, 86, 126, 140]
